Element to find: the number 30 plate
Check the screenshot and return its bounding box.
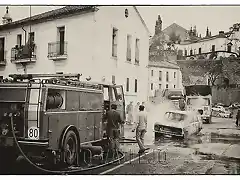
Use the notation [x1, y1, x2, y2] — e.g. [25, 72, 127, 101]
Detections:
[28, 127, 39, 140]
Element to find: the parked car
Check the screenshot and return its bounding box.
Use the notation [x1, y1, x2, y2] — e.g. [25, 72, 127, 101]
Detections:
[212, 106, 225, 112]
[218, 109, 233, 118]
[154, 110, 202, 139]
[229, 103, 240, 109]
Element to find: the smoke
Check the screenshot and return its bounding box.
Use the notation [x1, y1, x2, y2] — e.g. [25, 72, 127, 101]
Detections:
[143, 96, 205, 145]
[188, 96, 208, 108]
[144, 99, 179, 145]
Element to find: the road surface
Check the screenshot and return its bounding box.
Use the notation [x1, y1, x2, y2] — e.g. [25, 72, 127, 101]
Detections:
[1, 116, 240, 175]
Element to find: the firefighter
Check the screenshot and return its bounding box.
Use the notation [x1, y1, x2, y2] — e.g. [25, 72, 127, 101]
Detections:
[106, 104, 125, 156]
[133, 105, 150, 154]
[179, 98, 185, 111]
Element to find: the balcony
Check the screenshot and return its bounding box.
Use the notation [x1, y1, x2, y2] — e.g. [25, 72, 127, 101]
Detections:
[11, 44, 37, 63]
[48, 41, 68, 60]
[0, 50, 6, 66]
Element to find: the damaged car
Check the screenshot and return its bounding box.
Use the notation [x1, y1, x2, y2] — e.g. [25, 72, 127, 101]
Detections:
[154, 110, 202, 139]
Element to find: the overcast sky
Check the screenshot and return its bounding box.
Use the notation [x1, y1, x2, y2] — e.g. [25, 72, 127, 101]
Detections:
[0, 5, 239, 36]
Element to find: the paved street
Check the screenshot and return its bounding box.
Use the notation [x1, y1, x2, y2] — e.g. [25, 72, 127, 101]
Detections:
[101, 116, 240, 174]
[4, 115, 240, 175]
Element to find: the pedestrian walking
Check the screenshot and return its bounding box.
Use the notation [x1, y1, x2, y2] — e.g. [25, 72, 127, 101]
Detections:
[126, 101, 134, 125]
[133, 105, 150, 154]
[236, 109, 240, 127]
[106, 104, 125, 155]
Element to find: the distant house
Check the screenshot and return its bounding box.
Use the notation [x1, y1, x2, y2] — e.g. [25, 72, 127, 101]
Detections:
[147, 60, 183, 97]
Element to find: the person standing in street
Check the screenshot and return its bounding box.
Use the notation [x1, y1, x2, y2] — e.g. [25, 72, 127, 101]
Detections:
[133, 105, 150, 154]
[126, 101, 134, 125]
[236, 109, 240, 127]
[106, 104, 125, 155]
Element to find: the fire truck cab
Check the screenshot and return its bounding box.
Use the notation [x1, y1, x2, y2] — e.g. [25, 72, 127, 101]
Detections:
[0, 73, 125, 168]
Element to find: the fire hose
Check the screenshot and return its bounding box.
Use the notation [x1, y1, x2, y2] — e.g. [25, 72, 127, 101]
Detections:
[10, 116, 125, 174]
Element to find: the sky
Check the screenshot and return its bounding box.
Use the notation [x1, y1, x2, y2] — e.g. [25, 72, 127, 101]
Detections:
[0, 5, 239, 36]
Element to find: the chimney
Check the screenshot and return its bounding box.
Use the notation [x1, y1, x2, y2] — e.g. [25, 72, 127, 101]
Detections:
[219, 31, 225, 37]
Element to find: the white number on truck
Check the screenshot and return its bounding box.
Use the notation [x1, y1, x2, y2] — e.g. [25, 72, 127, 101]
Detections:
[28, 127, 39, 140]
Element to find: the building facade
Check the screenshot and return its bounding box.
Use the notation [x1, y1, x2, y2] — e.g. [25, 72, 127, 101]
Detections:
[148, 60, 183, 97]
[0, 6, 150, 104]
[176, 29, 240, 60]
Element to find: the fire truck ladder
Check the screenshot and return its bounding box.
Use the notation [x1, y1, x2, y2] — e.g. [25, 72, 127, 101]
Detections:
[9, 73, 82, 81]
[25, 78, 43, 139]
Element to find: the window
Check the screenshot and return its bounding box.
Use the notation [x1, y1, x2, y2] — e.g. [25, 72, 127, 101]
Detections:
[135, 38, 140, 64]
[212, 45, 215, 52]
[111, 88, 117, 101]
[28, 32, 35, 48]
[166, 72, 169, 82]
[134, 79, 137, 93]
[103, 87, 110, 101]
[17, 34, 22, 47]
[190, 49, 193, 56]
[112, 28, 118, 57]
[29, 32, 35, 42]
[185, 49, 187, 56]
[151, 70, 154, 77]
[112, 75, 115, 84]
[227, 45, 232, 52]
[127, 35, 132, 61]
[0, 37, 5, 62]
[115, 86, 123, 102]
[126, 78, 129, 92]
[174, 72, 176, 79]
[159, 84, 162, 89]
[166, 84, 169, 89]
[199, 48, 201, 54]
[159, 71, 162, 81]
[57, 26, 65, 55]
[151, 83, 153, 90]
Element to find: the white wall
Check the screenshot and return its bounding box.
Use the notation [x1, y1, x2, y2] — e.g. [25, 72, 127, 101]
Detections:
[176, 32, 240, 57]
[93, 6, 149, 105]
[148, 66, 182, 97]
[0, 6, 149, 106]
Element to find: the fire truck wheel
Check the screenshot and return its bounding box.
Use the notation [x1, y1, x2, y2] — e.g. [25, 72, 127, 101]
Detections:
[63, 130, 79, 166]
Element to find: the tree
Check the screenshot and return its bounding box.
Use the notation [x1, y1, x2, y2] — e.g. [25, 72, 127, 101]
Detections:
[177, 59, 223, 86]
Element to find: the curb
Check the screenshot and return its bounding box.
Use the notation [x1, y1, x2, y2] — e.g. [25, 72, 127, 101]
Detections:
[211, 133, 240, 139]
[197, 151, 240, 161]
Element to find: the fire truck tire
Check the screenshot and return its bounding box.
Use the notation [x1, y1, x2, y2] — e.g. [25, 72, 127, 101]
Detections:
[62, 130, 79, 166]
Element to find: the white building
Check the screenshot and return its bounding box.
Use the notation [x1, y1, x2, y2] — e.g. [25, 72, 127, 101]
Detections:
[147, 60, 183, 97]
[176, 30, 240, 59]
[0, 6, 150, 104]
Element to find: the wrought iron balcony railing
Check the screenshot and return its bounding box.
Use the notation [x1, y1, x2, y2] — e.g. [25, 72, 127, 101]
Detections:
[0, 50, 7, 66]
[48, 41, 68, 60]
[11, 44, 36, 63]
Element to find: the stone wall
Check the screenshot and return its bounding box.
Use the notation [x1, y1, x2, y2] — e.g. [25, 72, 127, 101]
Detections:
[212, 86, 240, 105]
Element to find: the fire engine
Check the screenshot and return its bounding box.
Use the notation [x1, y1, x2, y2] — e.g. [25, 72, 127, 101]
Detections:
[0, 73, 126, 170]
